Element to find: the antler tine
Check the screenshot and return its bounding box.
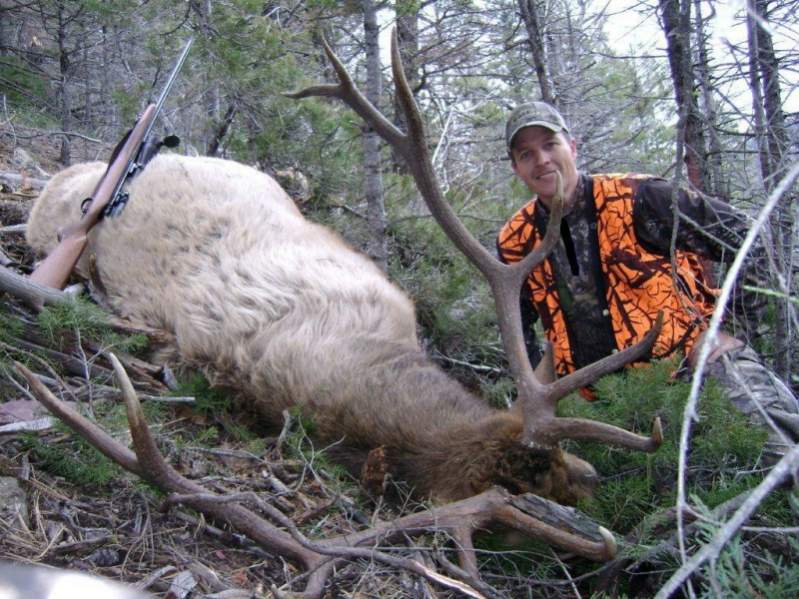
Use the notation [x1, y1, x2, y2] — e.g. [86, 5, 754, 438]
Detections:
[541, 416, 664, 452]
[494, 182, 564, 399]
[532, 341, 556, 384]
[381, 28, 500, 280]
[513, 175, 564, 288]
[13, 361, 143, 475]
[318, 34, 356, 90]
[107, 352, 182, 487]
[286, 35, 408, 152]
[547, 312, 664, 404]
[389, 28, 425, 162]
[520, 314, 665, 451]
[494, 507, 617, 561]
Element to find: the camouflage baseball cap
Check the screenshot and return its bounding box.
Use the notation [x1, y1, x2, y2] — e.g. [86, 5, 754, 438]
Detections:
[505, 102, 569, 153]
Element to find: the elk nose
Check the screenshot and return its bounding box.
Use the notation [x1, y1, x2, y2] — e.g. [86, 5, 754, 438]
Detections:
[564, 453, 599, 490]
[578, 465, 599, 490]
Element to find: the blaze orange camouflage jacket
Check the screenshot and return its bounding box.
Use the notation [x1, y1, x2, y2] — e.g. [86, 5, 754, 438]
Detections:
[496, 173, 749, 377]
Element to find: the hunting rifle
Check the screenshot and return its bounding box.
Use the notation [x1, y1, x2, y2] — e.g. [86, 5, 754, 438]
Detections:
[30, 37, 193, 289]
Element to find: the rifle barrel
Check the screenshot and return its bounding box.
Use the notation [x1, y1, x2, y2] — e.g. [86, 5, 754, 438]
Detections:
[142, 37, 194, 144]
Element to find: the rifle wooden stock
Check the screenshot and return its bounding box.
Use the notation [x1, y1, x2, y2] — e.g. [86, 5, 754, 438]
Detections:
[30, 104, 157, 289]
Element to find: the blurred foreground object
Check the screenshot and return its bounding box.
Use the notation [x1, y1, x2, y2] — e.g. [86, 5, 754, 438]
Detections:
[0, 561, 151, 599]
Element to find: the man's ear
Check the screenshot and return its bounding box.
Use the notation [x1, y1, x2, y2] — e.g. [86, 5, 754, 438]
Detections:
[569, 136, 577, 158]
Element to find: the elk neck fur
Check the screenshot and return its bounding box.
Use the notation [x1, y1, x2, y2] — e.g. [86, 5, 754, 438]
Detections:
[26, 154, 595, 503]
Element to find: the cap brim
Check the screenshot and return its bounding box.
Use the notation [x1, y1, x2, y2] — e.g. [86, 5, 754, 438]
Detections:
[507, 121, 565, 151]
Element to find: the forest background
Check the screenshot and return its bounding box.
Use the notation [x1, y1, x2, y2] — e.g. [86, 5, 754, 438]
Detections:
[0, 0, 798, 598]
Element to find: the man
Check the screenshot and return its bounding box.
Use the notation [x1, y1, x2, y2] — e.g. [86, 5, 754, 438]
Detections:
[496, 101, 798, 458]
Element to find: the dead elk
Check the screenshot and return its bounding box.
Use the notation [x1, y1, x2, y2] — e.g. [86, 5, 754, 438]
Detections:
[26, 152, 659, 506]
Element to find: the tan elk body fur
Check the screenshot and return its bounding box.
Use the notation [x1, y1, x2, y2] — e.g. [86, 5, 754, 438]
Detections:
[27, 153, 595, 503]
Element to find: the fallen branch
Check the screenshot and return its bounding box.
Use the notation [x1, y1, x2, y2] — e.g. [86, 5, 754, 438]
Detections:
[0, 417, 57, 433]
[0, 224, 26, 235]
[0, 170, 49, 192]
[0, 264, 74, 309]
[9, 335, 113, 380]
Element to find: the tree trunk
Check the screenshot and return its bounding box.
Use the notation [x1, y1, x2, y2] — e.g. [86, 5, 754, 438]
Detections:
[692, 0, 724, 198]
[101, 24, 116, 132]
[56, 0, 71, 165]
[197, 0, 222, 152]
[517, 0, 554, 104]
[746, 0, 794, 381]
[207, 101, 237, 157]
[361, 0, 388, 272]
[80, 20, 91, 132]
[658, 0, 708, 192]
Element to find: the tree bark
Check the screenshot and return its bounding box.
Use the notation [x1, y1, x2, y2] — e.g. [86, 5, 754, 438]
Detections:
[207, 101, 237, 157]
[391, 1, 419, 173]
[692, 0, 724, 197]
[56, 0, 72, 165]
[518, 0, 555, 104]
[361, 0, 388, 272]
[658, 0, 708, 192]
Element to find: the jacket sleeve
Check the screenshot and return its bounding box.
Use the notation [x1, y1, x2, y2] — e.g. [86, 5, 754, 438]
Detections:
[496, 236, 544, 368]
[632, 177, 753, 263]
[632, 178, 768, 321]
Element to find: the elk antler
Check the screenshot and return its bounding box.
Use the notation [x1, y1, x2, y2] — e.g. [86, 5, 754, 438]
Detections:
[14, 358, 619, 597]
[288, 31, 662, 453]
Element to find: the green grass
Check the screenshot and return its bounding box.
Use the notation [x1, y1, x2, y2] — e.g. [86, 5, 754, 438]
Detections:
[282, 406, 357, 493]
[21, 427, 122, 488]
[36, 298, 148, 354]
[556, 358, 774, 534]
[694, 527, 799, 599]
[171, 372, 232, 415]
[0, 312, 24, 341]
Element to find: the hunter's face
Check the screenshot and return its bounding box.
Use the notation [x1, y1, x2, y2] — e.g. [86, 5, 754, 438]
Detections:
[511, 127, 578, 210]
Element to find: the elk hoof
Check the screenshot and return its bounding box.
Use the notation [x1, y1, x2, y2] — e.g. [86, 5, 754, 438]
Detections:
[361, 446, 390, 498]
